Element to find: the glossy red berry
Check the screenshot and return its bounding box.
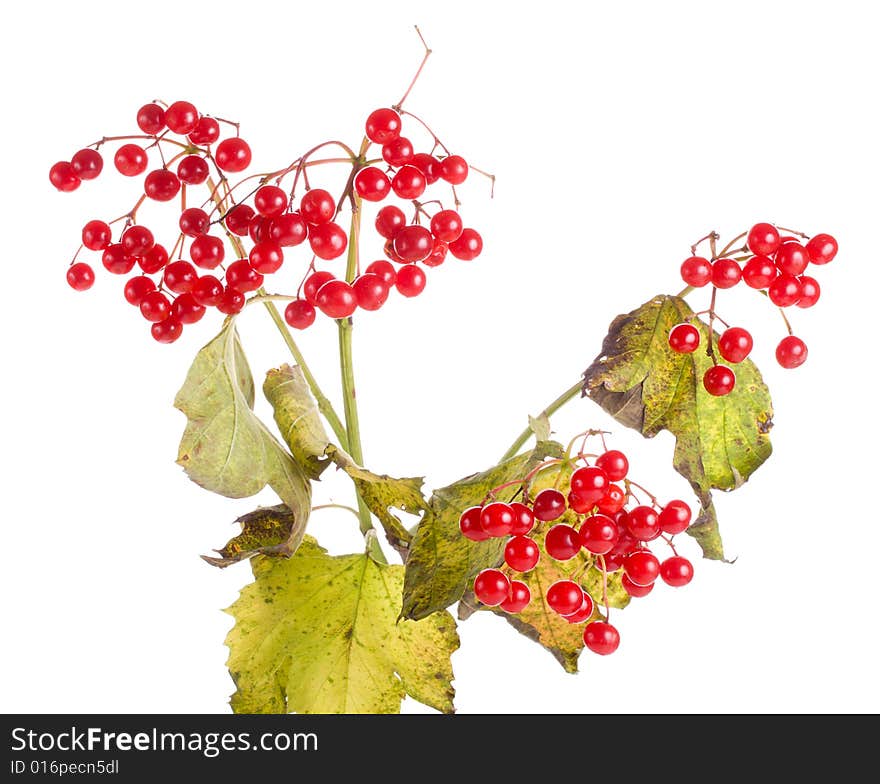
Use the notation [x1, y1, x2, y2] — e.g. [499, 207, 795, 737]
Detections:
[532, 488, 567, 522]
[375, 205, 406, 239]
[284, 299, 316, 330]
[391, 165, 427, 199]
[381, 136, 414, 167]
[509, 502, 536, 535]
[796, 275, 820, 308]
[594, 450, 628, 482]
[703, 365, 736, 396]
[113, 144, 148, 176]
[624, 549, 661, 586]
[504, 536, 540, 572]
[711, 258, 742, 288]
[658, 500, 691, 535]
[393, 225, 434, 263]
[805, 233, 837, 265]
[139, 290, 171, 322]
[248, 241, 284, 274]
[680, 256, 712, 287]
[121, 225, 155, 257]
[544, 524, 581, 561]
[188, 116, 220, 145]
[144, 169, 181, 201]
[354, 166, 391, 202]
[71, 148, 103, 180]
[190, 235, 225, 269]
[579, 514, 619, 555]
[747, 222, 781, 256]
[151, 316, 183, 344]
[254, 185, 288, 217]
[480, 502, 515, 537]
[742, 255, 777, 289]
[473, 568, 510, 606]
[300, 189, 336, 224]
[583, 621, 620, 655]
[428, 209, 463, 243]
[66, 262, 95, 291]
[767, 273, 802, 307]
[596, 484, 626, 516]
[562, 594, 595, 624]
[308, 222, 347, 260]
[81, 219, 112, 251]
[138, 244, 168, 274]
[164, 100, 199, 135]
[136, 103, 165, 134]
[775, 242, 809, 276]
[569, 466, 609, 508]
[776, 335, 808, 368]
[315, 279, 357, 319]
[500, 581, 531, 614]
[668, 323, 700, 353]
[170, 292, 206, 324]
[176, 155, 209, 185]
[179, 207, 210, 237]
[225, 259, 263, 293]
[224, 204, 255, 236]
[364, 259, 396, 287]
[303, 271, 336, 305]
[215, 137, 252, 172]
[267, 213, 307, 247]
[410, 153, 440, 184]
[458, 506, 490, 542]
[101, 244, 135, 275]
[448, 228, 482, 260]
[395, 264, 427, 297]
[49, 161, 80, 192]
[248, 215, 273, 244]
[546, 580, 584, 616]
[217, 287, 246, 315]
[163, 260, 198, 294]
[191, 275, 224, 307]
[365, 108, 402, 145]
[718, 327, 753, 363]
[353, 273, 389, 311]
[438, 155, 468, 184]
[423, 239, 448, 268]
[626, 505, 661, 541]
[660, 556, 694, 587]
[622, 573, 654, 597]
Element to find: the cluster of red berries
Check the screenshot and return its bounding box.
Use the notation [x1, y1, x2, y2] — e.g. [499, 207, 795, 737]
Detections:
[53, 99, 483, 343]
[674, 222, 838, 396]
[459, 446, 694, 656]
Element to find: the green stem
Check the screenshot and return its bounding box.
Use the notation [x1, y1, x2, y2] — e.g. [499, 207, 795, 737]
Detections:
[499, 379, 584, 462]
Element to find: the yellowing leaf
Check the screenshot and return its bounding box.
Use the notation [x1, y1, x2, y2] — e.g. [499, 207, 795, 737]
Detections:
[225, 536, 459, 715]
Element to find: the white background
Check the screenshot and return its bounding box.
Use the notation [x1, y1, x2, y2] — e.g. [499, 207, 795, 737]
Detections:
[3, 0, 878, 714]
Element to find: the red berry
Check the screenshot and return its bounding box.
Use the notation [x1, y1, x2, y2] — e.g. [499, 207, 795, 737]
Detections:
[171, 292, 206, 325]
[121, 225, 155, 256]
[249, 215, 273, 244]
[742, 255, 777, 289]
[177, 155, 209, 185]
[718, 326, 753, 363]
[569, 466, 609, 508]
[179, 207, 210, 237]
[66, 262, 95, 291]
[767, 272, 802, 307]
[473, 568, 510, 607]
[805, 233, 837, 265]
[625, 505, 661, 541]
[624, 549, 661, 586]
[775, 242, 809, 276]
[303, 271, 336, 305]
[659, 555, 694, 587]
[410, 152, 440, 183]
[508, 502, 536, 535]
[711, 258, 742, 288]
[188, 116, 220, 146]
[395, 264, 427, 297]
[225, 259, 263, 293]
[190, 234, 225, 269]
[391, 165, 427, 199]
[215, 137, 252, 172]
[563, 594, 595, 623]
[622, 573, 654, 597]
[365, 108, 402, 145]
[365, 259, 396, 287]
[315, 279, 357, 319]
[680, 256, 712, 287]
[139, 244, 169, 274]
[504, 536, 540, 572]
[596, 484, 626, 516]
[309, 222, 348, 260]
[217, 287, 246, 315]
[354, 166, 391, 202]
[458, 506, 490, 542]
[583, 620, 620, 655]
[144, 169, 181, 201]
[668, 323, 700, 353]
[249, 241, 284, 274]
[500, 581, 531, 614]
[382, 136, 414, 167]
[123, 275, 157, 306]
[254, 185, 288, 217]
[49, 161, 80, 191]
[438, 155, 468, 185]
[480, 502, 515, 537]
[191, 275, 224, 307]
[224, 204, 255, 236]
[594, 450, 628, 482]
[546, 580, 584, 616]
[151, 316, 183, 344]
[776, 335, 808, 368]
[81, 219, 112, 251]
[658, 500, 691, 535]
[532, 488, 567, 522]
[393, 225, 434, 263]
[301, 189, 336, 224]
[113, 144, 148, 176]
[544, 524, 581, 561]
[71, 148, 103, 180]
[139, 290, 171, 322]
[747, 222, 781, 256]
[284, 299, 316, 330]
[579, 514, 619, 555]
[703, 365, 736, 396]
[269, 213, 308, 247]
[136, 103, 165, 135]
[353, 273, 389, 311]
[796, 275, 820, 308]
[101, 244, 135, 275]
[448, 228, 482, 260]
[430, 209, 464, 243]
[163, 260, 198, 293]
[375, 205, 406, 239]
[164, 100, 199, 135]
[423, 239, 448, 267]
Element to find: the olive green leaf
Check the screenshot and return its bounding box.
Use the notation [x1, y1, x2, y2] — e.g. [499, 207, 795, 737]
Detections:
[202, 504, 297, 568]
[174, 322, 312, 557]
[582, 294, 773, 559]
[401, 440, 565, 621]
[225, 536, 459, 714]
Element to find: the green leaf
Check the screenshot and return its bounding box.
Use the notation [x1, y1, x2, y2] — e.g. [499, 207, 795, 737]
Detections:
[401, 440, 565, 621]
[174, 322, 312, 557]
[202, 504, 297, 568]
[225, 536, 459, 714]
[582, 294, 774, 559]
[263, 364, 332, 481]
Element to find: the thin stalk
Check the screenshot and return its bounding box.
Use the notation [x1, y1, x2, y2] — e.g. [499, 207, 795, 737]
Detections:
[499, 379, 584, 462]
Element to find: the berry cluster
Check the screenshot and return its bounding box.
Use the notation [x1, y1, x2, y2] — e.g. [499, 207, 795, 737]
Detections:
[673, 222, 838, 396]
[53, 99, 484, 343]
[459, 440, 694, 656]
